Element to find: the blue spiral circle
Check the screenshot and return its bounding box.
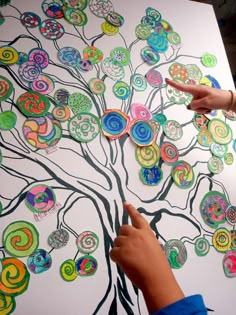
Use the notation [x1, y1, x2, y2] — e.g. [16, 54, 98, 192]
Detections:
[130, 120, 154, 146]
[102, 111, 128, 138]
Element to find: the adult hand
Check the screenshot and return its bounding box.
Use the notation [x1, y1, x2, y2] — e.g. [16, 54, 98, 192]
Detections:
[110, 202, 184, 313]
[165, 78, 234, 113]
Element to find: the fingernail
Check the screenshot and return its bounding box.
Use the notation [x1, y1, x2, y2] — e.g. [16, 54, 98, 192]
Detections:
[187, 105, 192, 110]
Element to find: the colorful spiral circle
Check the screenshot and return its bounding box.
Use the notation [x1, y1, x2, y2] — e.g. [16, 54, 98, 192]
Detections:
[231, 230, 236, 250]
[68, 92, 92, 114]
[88, 78, 106, 95]
[0, 75, 13, 102]
[23, 114, 62, 148]
[0, 292, 16, 314]
[212, 227, 231, 253]
[89, 0, 113, 18]
[147, 32, 168, 52]
[42, 0, 64, 19]
[200, 75, 221, 89]
[57, 46, 81, 67]
[0, 257, 30, 296]
[18, 61, 41, 82]
[164, 239, 187, 269]
[167, 31, 181, 46]
[166, 80, 191, 104]
[201, 52, 217, 68]
[129, 120, 156, 146]
[139, 165, 163, 185]
[222, 109, 236, 121]
[113, 81, 130, 100]
[171, 160, 194, 189]
[208, 118, 232, 145]
[28, 48, 49, 69]
[17, 91, 50, 117]
[169, 63, 188, 82]
[163, 120, 183, 141]
[160, 142, 178, 165]
[130, 73, 147, 91]
[0, 110, 17, 130]
[48, 229, 70, 249]
[76, 255, 98, 276]
[141, 15, 156, 29]
[101, 109, 130, 139]
[153, 113, 167, 125]
[78, 58, 93, 72]
[63, 0, 87, 10]
[101, 21, 119, 36]
[193, 113, 209, 131]
[110, 47, 130, 66]
[200, 191, 228, 228]
[83, 46, 103, 64]
[0, 46, 18, 65]
[135, 24, 151, 40]
[20, 12, 41, 28]
[224, 152, 234, 165]
[52, 105, 70, 121]
[210, 142, 228, 158]
[27, 248, 52, 274]
[197, 130, 213, 147]
[141, 46, 160, 65]
[101, 57, 125, 81]
[63, 7, 88, 26]
[131, 103, 152, 121]
[26, 184, 56, 213]
[223, 250, 236, 278]
[146, 70, 163, 88]
[226, 206, 236, 225]
[155, 20, 173, 36]
[105, 11, 124, 27]
[77, 231, 99, 254]
[136, 143, 160, 168]
[40, 19, 65, 40]
[146, 7, 162, 22]
[60, 259, 78, 281]
[208, 156, 224, 174]
[30, 75, 55, 95]
[54, 88, 70, 105]
[186, 64, 202, 83]
[194, 237, 210, 256]
[3, 220, 39, 257]
[69, 112, 101, 142]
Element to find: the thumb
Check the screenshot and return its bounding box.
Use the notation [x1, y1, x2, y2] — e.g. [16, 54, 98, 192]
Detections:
[188, 97, 211, 112]
[124, 201, 148, 229]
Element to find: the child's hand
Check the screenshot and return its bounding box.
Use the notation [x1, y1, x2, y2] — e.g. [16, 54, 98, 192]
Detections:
[110, 202, 184, 313]
[165, 78, 234, 113]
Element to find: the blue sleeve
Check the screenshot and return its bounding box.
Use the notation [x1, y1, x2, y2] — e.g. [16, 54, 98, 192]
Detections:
[151, 295, 207, 315]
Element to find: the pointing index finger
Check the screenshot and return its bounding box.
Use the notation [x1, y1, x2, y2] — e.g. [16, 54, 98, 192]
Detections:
[124, 201, 148, 229]
[165, 78, 198, 95]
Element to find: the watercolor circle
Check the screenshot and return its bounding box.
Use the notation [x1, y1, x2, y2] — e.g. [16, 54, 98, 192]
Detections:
[146, 70, 163, 88]
[210, 142, 228, 158]
[141, 46, 160, 65]
[131, 103, 152, 121]
[129, 120, 156, 146]
[153, 113, 167, 125]
[78, 58, 93, 72]
[54, 88, 70, 105]
[101, 21, 119, 36]
[163, 120, 183, 141]
[28, 48, 49, 69]
[167, 31, 181, 45]
[194, 238, 210, 256]
[68, 92, 92, 114]
[135, 24, 151, 40]
[222, 110, 236, 121]
[164, 239, 187, 269]
[197, 130, 213, 147]
[76, 255, 98, 276]
[105, 11, 124, 27]
[113, 81, 130, 100]
[0, 46, 19, 64]
[169, 63, 188, 81]
[208, 118, 232, 145]
[17, 91, 50, 117]
[212, 227, 231, 253]
[139, 166, 163, 185]
[147, 32, 168, 52]
[110, 47, 130, 66]
[48, 229, 70, 249]
[193, 113, 209, 131]
[57, 46, 81, 67]
[171, 160, 194, 189]
[16, 52, 28, 65]
[42, 0, 64, 19]
[40, 19, 65, 40]
[130, 73, 147, 91]
[0, 75, 14, 101]
[63, 7, 88, 26]
[27, 248, 52, 274]
[60, 259, 78, 282]
[101, 109, 130, 139]
[136, 143, 160, 168]
[88, 78, 106, 95]
[89, 0, 113, 18]
[224, 152, 234, 165]
[201, 52, 217, 67]
[83, 46, 103, 64]
[101, 57, 125, 81]
[20, 12, 41, 27]
[208, 156, 224, 174]
[3, 220, 39, 257]
[226, 206, 236, 225]
[77, 231, 99, 254]
[223, 250, 236, 278]
[160, 142, 178, 165]
[18, 61, 41, 82]
[26, 184, 56, 213]
[0, 110, 17, 130]
[52, 105, 71, 121]
[30, 75, 55, 95]
[0, 292, 16, 314]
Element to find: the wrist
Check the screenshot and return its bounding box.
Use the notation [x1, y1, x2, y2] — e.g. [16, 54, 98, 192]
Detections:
[227, 90, 236, 112]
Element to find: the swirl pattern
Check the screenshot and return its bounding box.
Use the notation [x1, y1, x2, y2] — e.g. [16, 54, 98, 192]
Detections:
[40, 19, 65, 40]
[0, 111, 17, 130]
[0, 46, 18, 65]
[131, 103, 151, 121]
[212, 227, 231, 253]
[30, 75, 55, 95]
[208, 118, 232, 145]
[105, 11, 124, 27]
[83, 46, 103, 64]
[23, 114, 62, 148]
[76, 255, 98, 276]
[101, 21, 119, 36]
[89, 78, 106, 95]
[69, 113, 101, 142]
[18, 61, 41, 82]
[141, 15, 156, 29]
[194, 238, 210, 256]
[48, 229, 70, 249]
[28, 48, 49, 69]
[129, 120, 156, 146]
[210, 142, 228, 158]
[0, 257, 30, 296]
[146, 70, 163, 87]
[113, 81, 130, 100]
[0, 292, 16, 314]
[141, 46, 160, 65]
[208, 156, 224, 174]
[160, 142, 178, 165]
[223, 250, 236, 278]
[136, 143, 160, 168]
[197, 130, 213, 147]
[147, 32, 168, 52]
[26, 185, 56, 213]
[169, 63, 188, 81]
[20, 12, 41, 28]
[54, 88, 70, 105]
[153, 113, 167, 125]
[101, 109, 130, 139]
[130, 73, 147, 91]
[3, 220, 39, 257]
[226, 206, 236, 225]
[77, 231, 99, 254]
[17, 91, 50, 117]
[101, 57, 125, 81]
[57, 46, 81, 67]
[0, 75, 13, 102]
[135, 24, 151, 40]
[163, 120, 183, 141]
[63, 7, 88, 26]
[60, 259, 78, 281]
[68, 92, 92, 114]
[167, 31, 181, 45]
[146, 7, 161, 22]
[63, 0, 87, 10]
[52, 105, 70, 121]
[164, 239, 187, 269]
[27, 249, 52, 274]
[89, 0, 113, 18]
[186, 64, 202, 83]
[201, 52, 217, 68]
[200, 191, 228, 228]
[231, 230, 236, 250]
[224, 152, 234, 165]
[171, 160, 194, 189]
